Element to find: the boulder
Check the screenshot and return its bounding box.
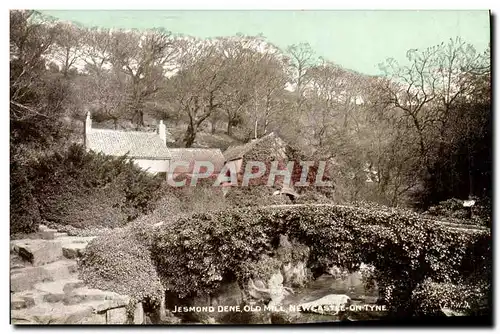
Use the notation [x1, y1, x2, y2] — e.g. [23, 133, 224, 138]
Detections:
[58, 236, 96, 259]
[12, 240, 63, 266]
[62, 244, 87, 259]
[133, 302, 144, 324]
[106, 307, 128, 324]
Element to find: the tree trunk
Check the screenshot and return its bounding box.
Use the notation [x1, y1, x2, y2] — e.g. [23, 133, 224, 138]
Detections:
[184, 123, 197, 148]
[254, 118, 258, 140]
[211, 119, 216, 134]
[227, 121, 233, 136]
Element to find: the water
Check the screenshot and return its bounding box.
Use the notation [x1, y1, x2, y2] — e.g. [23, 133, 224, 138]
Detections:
[280, 274, 386, 323]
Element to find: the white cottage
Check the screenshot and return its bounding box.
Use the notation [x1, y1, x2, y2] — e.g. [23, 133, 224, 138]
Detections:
[84, 112, 171, 174]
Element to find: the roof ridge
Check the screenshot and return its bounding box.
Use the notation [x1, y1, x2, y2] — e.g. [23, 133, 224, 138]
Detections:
[91, 128, 158, 135]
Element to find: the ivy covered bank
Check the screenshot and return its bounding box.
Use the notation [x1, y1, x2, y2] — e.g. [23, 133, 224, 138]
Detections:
[80, 203, 491, 322]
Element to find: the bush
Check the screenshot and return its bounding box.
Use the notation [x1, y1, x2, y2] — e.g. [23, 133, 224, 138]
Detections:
[40, 185, 128, 229]
[294, 190, 333, 204]
[411, 278, 490, 316]
[78, 227, 164, 305]
[26, 144, 163, 229]
[225, 186, 291, 208]
[10, 160, 41, 235]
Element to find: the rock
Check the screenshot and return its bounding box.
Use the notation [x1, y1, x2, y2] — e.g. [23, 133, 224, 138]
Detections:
[10, 267, 53, 292]
[13, 290, 45, 307]
[33, 278, 83, 303]
[64, 287, 125, 305]
[283, 261, 309, 287]
[106, 307, 128, 324]
[268, 272, 287, 307]
[11, 294, 35, 310]
[38, 224, 50, 232]
[56, 236, 96, 258]
[62, 280, 86, 294]
[133, 302, 144, 324]
[11, 302, 95, 324]
[62, 244, 87, 259]
[40, 229, 57, 240]
[77, 313, 107, 324]
[57, 236, 97, 245]
[41, 259, 78, 281]
[12, 240, 63, 266]
[91, 297, 131, 313]
[441, 307, 467, 317]
[270, 311, 302, 324]
[54, 232, 69, 238]
[11, 263, 25, 270]
[248, 271, 293, 308]
[298, 294, 351, 315]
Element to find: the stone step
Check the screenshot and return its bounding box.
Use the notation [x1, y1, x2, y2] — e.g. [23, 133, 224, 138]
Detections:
[54, 232, 69, 238]
[11, 299, 139, 325]
[58, 236, 96, 259]
[41, 259, 78, 281]
[11, 267, 53, 292]
[11, 293, 35, 310]
[11, 301, 101, 325]
[40, 229, 58, 240]
[33, 278, 84, 303]
[62, 244, 87, 259]
[11, 239, 63, 266]
[64, 287, 128, 305]
[11, 290, 46, 310]
[10, 259, 78, 292]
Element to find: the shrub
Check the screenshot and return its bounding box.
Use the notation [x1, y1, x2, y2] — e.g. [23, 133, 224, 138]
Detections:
[39, 185, 128, 229]
[225, 186, 291, 208]
[294, 191, 333, 204]
[28, 144, 163, 229]
[10, 160, 41, 235]
[78, 227, 164, 305]
[411, 278, 490, 316]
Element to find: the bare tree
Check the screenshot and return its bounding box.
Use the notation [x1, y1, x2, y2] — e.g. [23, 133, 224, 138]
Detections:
[109, 28, 178, 127]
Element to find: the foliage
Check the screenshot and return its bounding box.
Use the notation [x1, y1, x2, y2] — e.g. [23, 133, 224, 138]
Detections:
[12, 144, 163, 232]
[294, 191, 333, 204]
[225, 186, 291, 208]
[149, 203, 490, 316]
[425, 197, 491, 227]
[411, 278, 490, 316]
[78, 227, 164, 305]
[10, 160, 41, 235]
[237, 254, 283, 283]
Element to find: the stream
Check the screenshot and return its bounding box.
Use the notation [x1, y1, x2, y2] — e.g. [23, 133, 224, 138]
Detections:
[279, 273, 386, 323]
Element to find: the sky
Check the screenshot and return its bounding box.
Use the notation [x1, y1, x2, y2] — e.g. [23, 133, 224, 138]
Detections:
[40, 10, 490, 75]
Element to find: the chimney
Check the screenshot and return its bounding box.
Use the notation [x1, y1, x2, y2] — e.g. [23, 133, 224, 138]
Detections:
[85, 111, 92, 134]
[158, 120, 167, 145]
